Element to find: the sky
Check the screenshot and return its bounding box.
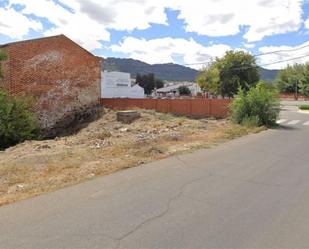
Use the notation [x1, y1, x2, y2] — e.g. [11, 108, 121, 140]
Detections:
[0, 0, 309, 70]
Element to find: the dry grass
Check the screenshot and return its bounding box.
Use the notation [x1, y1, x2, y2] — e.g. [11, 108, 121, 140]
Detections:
[0, 108, 265, 206]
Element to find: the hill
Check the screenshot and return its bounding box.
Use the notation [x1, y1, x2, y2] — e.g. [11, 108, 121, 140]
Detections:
[101, 57, 279, 82]
[259, 67, 280, 81]
[101, 58, 199, 81]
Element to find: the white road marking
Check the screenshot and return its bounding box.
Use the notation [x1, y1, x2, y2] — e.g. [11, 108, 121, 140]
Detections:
[276, 119, 287, 124]
[287, 120, 300, 125]
[303, 121, 309, 126]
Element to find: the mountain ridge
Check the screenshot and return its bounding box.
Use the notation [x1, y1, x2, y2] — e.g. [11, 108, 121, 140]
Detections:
[101, 57, 279, 82]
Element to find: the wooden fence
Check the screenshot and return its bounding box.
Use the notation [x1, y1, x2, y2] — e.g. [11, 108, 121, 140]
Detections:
[101, 98, 232, 117]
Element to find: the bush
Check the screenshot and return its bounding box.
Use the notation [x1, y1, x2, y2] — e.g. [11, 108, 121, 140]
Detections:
[230, 82, 280, 127]
[299, 105, 309, 110]
[0, 89, 38, 149]
[0, 50, 7, 79]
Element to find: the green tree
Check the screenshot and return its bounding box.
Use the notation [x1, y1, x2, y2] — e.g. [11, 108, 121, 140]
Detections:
[135, 73, 142, 85]
[300, 64, 309, 97]
[0, 89, 38, 149]
[275, 64, 305, 93]
[197, 50, 260, 98]
[230, 82, 280, 127]
[0, 50, 38, 149]
[178, 85, 191, 95]
[136, 73, 164, 95]
[0, 49, 7, 79]
[197, 66, 220, 95]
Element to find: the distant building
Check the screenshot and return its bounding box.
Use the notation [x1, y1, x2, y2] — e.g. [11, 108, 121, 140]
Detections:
[101, 71, 144, 98]
[0, 34, 101, 136]
[156, 82, 202, 97]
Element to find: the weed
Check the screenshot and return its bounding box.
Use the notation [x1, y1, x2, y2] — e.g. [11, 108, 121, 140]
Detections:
[241, 116, 260, 128]
[299, 105, 309, 110]
[97, 129, 112, 140]
[158, 113, 174, 121]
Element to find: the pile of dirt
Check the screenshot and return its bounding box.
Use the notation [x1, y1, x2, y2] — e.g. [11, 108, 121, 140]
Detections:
[0, 108, 263, 206]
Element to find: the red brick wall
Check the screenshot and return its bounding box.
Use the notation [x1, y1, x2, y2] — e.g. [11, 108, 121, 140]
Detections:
[101, 98, 231, 117]
[0, 35, 101, 131]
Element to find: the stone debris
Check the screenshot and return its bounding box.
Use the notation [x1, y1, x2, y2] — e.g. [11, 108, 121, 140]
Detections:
[7, 184, 26, 194]
[89, 141, 108, 149]
[0, 108, 244, 206]
[117, 111, 141, 124]
[35, 144, 52, 150]
[1, 109, 219, 156]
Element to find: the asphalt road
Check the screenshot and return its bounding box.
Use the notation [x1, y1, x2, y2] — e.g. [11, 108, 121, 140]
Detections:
[1, 102, 309, 249]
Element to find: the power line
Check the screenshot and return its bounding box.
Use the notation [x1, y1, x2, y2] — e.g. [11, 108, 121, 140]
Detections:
[182, 43, 309, 66]
[260, 54, 309, 67]
[255, 43, 309, 57]
[182, 60, 212, 66]
[218, 54, 309, 72]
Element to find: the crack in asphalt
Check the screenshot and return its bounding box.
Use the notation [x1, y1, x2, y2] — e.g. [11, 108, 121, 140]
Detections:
[174, 155, 214, 177]
[115, 174, 209, 247]
[92, 155, 303, 247]
[176, 155, 303, 189]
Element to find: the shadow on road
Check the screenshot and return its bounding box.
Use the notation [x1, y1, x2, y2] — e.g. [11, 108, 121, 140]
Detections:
[273, 125, 299, 131]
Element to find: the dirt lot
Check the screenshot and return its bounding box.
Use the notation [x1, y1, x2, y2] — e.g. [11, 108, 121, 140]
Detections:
[0, 108, 264, 206]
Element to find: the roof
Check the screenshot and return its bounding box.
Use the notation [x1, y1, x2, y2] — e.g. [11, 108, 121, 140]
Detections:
[0, 34, 64, 48]
[0, 34, 98, 59]
[157, 83, 195, 93]
[132, 84, 144, 89]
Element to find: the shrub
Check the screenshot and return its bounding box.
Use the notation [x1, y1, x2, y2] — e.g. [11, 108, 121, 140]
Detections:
[0, 89, 39, 149]
[230, 82, 280, 127]
[299, 105, 309, 111]
[0, 50, 7, 79]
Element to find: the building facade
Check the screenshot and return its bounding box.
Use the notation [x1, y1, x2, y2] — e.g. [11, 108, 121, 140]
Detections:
[0, 35, 101, 136]
[101, 71, 144, 99]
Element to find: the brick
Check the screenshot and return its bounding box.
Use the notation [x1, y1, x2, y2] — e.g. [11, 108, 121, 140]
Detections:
[0, 35, 101, 134]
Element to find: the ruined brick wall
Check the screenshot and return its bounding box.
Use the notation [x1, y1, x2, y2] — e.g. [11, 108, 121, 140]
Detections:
[0, 35, 101, 137]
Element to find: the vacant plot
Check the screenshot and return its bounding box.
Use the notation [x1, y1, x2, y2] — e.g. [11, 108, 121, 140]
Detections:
[0, 108, 264, 206]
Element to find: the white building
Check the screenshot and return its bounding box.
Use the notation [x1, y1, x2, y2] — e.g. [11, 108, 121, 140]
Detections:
[156, 82, 202, 97]
[101, 71, 144, 98]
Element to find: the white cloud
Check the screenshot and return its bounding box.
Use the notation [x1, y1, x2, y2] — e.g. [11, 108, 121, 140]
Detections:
[0, 7, 42, 39]
[3, 0, 169, 50]
[10, 0, 72, 27]
[44, 14, 111, 51]
[0, 0, 306, 53]
[258, 41, 309, 69]
[110, 37, 232, 69]
[8, 0, 110, 50]
[172, 0, 303, 42]
[101, 0, 169, 31]
[242, 43, 256, 49]
[60, 0, 169, 31]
